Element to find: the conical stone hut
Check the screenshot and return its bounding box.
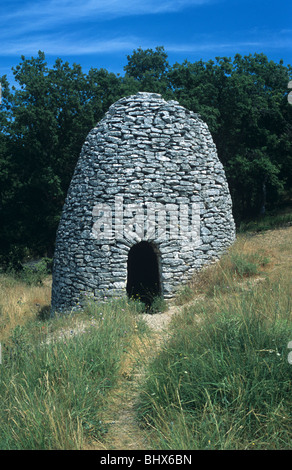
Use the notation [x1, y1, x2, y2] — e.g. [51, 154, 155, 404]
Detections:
[51, 92, 235, 313]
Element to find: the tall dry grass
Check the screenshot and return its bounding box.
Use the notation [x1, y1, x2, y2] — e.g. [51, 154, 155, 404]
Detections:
[0, 225, 291, 450]
[0, 274, 145, 449]
[137, 227, 292, 450]
[0, 275, 52, 342]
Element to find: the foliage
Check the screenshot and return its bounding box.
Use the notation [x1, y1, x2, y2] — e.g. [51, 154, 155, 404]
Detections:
[169, 53, 292, 220]
[16, 258, 53, 286]
[174, 285, 195, 306]
[0, 48, 291, 266]
[238, 211, 292, 232]
[147, 295, 168, 314]
[124, 46, 172, 97]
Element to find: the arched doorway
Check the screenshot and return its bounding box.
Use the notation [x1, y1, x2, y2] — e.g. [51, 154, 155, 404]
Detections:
[126, 241, 161, 307]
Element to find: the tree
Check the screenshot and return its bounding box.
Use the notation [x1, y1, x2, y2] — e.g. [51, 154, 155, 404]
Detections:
[218, 54, 292, 219]
[1, 49, 291, 268]
[1, 53, 118, 262]
[168, 58, 227, 133]
[169, 53, 292, 220]
[0, 75, 24, 267]
[124, 46, 172, 97]
[7, 53, 92, 255]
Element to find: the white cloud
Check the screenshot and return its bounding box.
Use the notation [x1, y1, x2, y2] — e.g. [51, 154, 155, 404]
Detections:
[1, 28, 290, 58]
[166, 41, 262, 53]
[0, 34, 138, 56]
[0, 0, 215, 55]
[4, 0, 213, 25]
[1, 1, 290, 61]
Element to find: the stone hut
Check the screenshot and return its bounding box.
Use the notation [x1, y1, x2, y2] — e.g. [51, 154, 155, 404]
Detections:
[51, 92, 235, 313]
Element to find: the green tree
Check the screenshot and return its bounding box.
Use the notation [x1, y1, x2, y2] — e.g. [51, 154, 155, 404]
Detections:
[218, 54, 292, 219]
[169, 53, 292, 220]
[168, 58, 228, 133]
[8, 53, 92, 256]
[124, 46, 172, 97]
[0, 75, 24, 267]
[1, 51, 136, 265]
[1, 52, 123, 262]
[1, 48, 291, 268]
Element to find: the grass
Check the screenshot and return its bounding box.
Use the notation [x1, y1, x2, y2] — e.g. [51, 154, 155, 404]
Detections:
[0, 293, 145, 449]
[138, 280, 292, 449]
[238, 209, 292, 233]
[0, 222, 291, 450]
[0, 274, 52, 343]
[175, 241, 270, 304]
[137, 228, 292, 450]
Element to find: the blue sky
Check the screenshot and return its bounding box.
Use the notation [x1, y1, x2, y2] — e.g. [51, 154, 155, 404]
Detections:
[1, 0, 291, 85]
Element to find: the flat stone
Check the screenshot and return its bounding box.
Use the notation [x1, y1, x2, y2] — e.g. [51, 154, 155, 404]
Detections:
[51, 92, 235, 313]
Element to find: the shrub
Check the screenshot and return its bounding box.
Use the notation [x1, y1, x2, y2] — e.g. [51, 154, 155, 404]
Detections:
[147, 296, 168, 314]
[18, 258, 53, 286]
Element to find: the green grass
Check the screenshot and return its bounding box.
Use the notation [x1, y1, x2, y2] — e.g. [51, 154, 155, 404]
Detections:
[0, 221, 291, 450]
[238, 212, 292, 233]
[147, 295, 168, 314]
[203, 250, 270, 297]
[174, 285, 195, 306]
[1, 258, 53, 286]
[137, 270, 292, 450]
[0, 296, 144, 449]
[175, 248, 270, 303]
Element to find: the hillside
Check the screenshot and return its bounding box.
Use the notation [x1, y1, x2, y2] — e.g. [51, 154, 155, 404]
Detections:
[0, 224, 291, 449]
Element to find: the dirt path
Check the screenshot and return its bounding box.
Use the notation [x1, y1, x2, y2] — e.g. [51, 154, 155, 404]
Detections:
[84, 304, 181, 450]
[83, 226, 292, 450]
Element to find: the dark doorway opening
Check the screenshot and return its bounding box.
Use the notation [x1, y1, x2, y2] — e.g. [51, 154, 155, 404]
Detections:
[126, 241, 161, 307]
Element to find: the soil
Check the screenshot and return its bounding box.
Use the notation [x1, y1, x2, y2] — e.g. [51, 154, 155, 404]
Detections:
[83, 303, 182, 450]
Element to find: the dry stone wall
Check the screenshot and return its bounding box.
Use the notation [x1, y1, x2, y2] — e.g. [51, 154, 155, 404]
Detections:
[51, 92, 235, 313]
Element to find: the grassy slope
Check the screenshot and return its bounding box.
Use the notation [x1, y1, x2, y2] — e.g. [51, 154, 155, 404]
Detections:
[0, 287, 146, 449]
[137, 226, 292, 450]
[0, 223, 291, 450]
